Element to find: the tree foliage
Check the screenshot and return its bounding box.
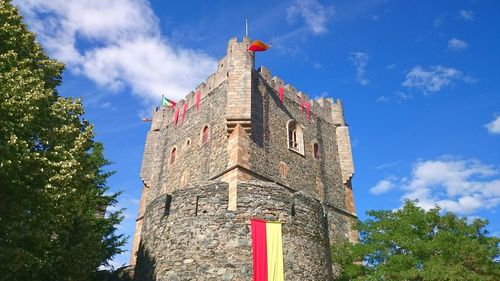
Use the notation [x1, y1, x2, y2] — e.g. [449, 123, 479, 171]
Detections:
[332, 201, 500, 281]
[0, 1, 125, 280]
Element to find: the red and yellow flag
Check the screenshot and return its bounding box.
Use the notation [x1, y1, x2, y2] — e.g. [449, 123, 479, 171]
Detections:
[251, 219, 284, 281]
[248, 40, 271, 52]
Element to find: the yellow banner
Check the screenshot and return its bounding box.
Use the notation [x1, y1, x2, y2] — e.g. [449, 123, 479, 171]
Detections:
[266, 222, 284, 281]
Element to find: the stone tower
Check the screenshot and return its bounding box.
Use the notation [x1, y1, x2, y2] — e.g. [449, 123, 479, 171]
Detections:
[130, 37, 358, 281]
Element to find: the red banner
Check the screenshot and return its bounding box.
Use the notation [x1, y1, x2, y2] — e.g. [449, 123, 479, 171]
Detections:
[278, 86, 284, 104]
[195, 90, 201, 112]
[181, 103, 187, 124]
[173, 107, 179, 127]
[251, 219, 268, 281]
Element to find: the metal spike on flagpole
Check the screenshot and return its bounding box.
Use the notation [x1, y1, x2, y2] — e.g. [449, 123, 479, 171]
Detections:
[245, 17, 248, 37]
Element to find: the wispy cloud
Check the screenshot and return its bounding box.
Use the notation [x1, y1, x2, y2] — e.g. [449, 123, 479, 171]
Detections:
[402, 65, 476, 94]
[374, 161, 400, 170]
[370, 176, 397, 195]
[377, 91, 412, 104]
[433, 14, 446, 28]
[485, 116, 500, 135]
[349, 52, 369, 85]
[15, 0, 217, 104]
[448, 38, 469, 52]
[371, 157, 500, 215]
[458, 10, 474, 21]
[287, 0, 335, 35]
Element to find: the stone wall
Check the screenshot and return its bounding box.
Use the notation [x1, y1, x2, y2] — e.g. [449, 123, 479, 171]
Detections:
[249, 71, 346, 210]
[145, 82, 229, 202]
[135, 181, 337, 281]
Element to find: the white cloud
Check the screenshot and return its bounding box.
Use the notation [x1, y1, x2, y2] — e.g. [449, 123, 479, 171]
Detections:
[433, 14, 446, 28]
[287, 0, 335, 35]
[386, 64, 396, 70]
[370, 177, 396, 195]
[349, 52, 369, 85]
[401, 158, 500, 214]
[14, 0, 217, 104]
[458, 10, 474, 21]
[448, 38, 469, 51]
[402, 65, 475, 94]
[374, 161, 400, 170]
[485, 116, 500, 135]
[376, 91, 412, 104]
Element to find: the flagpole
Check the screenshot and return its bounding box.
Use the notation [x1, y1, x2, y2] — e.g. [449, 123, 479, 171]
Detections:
[245, 17, 248, 37]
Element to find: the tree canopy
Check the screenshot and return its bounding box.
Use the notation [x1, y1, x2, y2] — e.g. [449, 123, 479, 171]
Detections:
[0, 1, 125, 280]
[332, 201, 500, 281]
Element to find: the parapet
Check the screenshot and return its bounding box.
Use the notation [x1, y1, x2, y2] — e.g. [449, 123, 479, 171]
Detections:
[150, 37, 255, 129]
[256, 66, 346, 125]
[148, 36, 348, 129]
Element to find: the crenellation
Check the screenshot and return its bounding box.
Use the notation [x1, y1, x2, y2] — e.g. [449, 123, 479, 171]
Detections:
[271, 75, 284, 88]
[258, 66, 272, 79]
[285, 84, 298, 95]
[331, 98, 345, 126]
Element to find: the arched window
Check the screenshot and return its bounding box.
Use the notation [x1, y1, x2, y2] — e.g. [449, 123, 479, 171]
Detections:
[202, 125, 209, 144]
[170, 147, 177, 164]
[287, 120, 304, 155]
[313, 143, 319, 159]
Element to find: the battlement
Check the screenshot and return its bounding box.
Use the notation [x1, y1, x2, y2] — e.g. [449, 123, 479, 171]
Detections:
[152, 37, 347, 130]
[257, 66, 346, 126]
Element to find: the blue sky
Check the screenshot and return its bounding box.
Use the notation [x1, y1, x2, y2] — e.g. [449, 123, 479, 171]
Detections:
[15, 0, 500, 268]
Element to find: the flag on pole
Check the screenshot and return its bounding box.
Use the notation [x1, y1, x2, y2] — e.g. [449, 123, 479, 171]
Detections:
[195, 90, 201, 112]
[251, 219, 284, 281]
[278, 86, 284, 104]
[181, 103, 187, 124]
[248, 40, 271, 52]
[162, 95, 176, 109]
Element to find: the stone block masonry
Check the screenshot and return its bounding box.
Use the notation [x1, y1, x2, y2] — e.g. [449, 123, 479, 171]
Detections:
[130, 37, 359, 280]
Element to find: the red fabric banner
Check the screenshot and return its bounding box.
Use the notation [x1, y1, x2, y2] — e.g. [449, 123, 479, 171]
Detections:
[181, 103, 187, 124]
[278, 86, 284, 104]
[195, 90, 201, 112]
[304, 101, 311, 123]
[173, 107, 179, 127]
[251, 219, 268, 281]
[299, 97, 311, 123]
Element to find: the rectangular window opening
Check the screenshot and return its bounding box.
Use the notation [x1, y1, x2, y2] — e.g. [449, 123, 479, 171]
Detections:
[164, 194, 172, 217]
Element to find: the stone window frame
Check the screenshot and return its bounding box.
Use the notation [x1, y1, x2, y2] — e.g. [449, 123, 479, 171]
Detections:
[286, 119, 305, 155]
[201, 124, 210, 144]
[185, 138, 192, 148]
[170, 146, 177, 165]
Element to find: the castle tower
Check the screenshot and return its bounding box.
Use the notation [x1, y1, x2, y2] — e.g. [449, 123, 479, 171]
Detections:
[130, 37, 358, 281]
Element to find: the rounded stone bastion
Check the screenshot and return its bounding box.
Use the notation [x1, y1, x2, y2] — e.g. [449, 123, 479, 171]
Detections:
[134, 180, 335, 281]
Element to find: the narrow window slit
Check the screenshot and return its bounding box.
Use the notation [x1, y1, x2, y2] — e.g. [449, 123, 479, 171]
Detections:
[164, 194, 172, 216]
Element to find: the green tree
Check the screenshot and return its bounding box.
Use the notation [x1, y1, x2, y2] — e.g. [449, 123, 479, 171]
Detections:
[0, 1, 125, 280]
[332, 201, 500, 281]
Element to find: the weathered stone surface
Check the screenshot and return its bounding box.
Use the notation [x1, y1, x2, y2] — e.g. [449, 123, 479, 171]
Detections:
[131, 37, 359, 280]
[135, 182, 335, 281]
